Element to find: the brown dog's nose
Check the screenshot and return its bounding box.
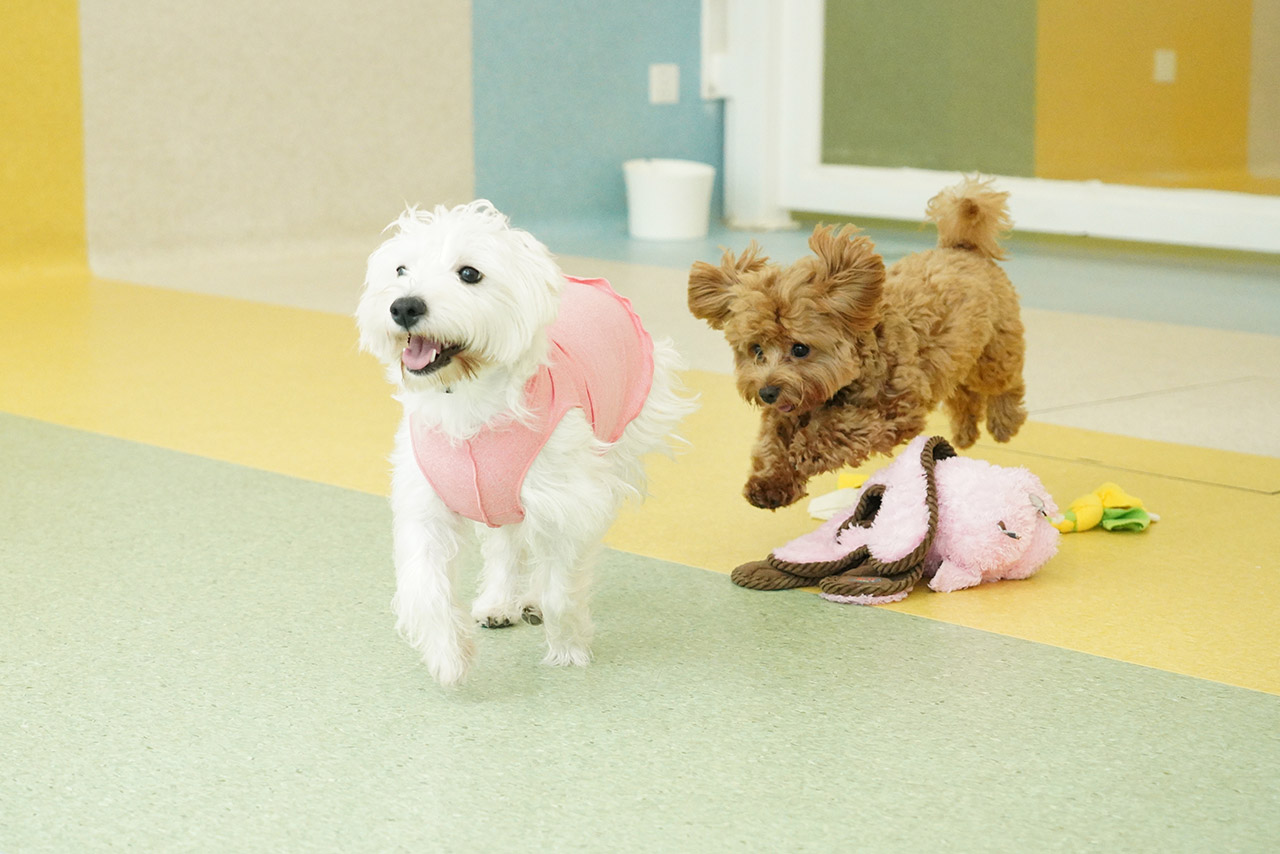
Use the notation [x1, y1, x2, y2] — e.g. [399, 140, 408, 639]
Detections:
[758, 386, 780, 405]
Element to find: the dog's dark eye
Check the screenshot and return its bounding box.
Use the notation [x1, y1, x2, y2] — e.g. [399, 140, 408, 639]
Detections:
[791, 343, 810, 358]
[750, 344, 764, 362]
[457, 265, 483, 285]
[396, 265, 409, 277]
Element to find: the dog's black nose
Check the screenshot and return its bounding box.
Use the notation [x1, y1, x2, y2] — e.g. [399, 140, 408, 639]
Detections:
[758, 386, 780, 405]
[389, 296, 427, 329]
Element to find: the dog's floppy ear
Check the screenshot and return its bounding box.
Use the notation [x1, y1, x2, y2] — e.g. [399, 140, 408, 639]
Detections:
[807, 224, 885, 330]
[687, 243, 770, 330]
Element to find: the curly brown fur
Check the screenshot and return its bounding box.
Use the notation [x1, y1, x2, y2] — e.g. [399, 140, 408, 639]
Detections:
[688, 176, 1027, 509]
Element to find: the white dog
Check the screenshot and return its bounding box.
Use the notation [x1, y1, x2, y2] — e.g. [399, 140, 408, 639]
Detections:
[356, 201, 694, 686]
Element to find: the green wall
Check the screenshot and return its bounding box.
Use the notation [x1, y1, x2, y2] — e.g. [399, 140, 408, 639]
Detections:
[822, 0, 1037, 176]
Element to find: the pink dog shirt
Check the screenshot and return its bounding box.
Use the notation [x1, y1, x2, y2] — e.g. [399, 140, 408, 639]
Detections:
[409, 277, 655, 527]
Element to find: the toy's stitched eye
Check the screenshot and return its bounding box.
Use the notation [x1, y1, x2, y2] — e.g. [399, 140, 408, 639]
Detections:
[396, 265, 409, 277]
[457, 265, 483, 284]
[998, 521, 1021, 539]
[791, 343, 810, 358]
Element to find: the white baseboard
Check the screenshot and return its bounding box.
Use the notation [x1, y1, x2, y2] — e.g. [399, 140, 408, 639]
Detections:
[777, 164, 1280, 254]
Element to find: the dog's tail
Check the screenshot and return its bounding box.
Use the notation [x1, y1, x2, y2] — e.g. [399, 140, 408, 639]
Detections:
[925, 175, 1012, 261]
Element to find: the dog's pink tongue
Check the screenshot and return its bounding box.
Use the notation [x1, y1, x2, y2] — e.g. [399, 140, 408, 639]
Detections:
[402, 336, 441, 371]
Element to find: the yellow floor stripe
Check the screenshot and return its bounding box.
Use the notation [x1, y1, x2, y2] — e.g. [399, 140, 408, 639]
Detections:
[3, 273, 1277, 694]
[1, 273, 398, 495]
[613, 376, 1280, 696]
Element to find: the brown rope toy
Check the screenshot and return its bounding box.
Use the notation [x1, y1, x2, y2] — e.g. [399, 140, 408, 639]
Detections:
[731, 437, 953, 603]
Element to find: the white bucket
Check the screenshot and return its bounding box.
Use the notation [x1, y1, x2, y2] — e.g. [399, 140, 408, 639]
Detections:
[623, 158, 716, 240]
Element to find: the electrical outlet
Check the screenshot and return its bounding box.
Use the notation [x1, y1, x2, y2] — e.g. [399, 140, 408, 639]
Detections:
[649, 63, 680, 105]
[1153, 49, 1177, 84]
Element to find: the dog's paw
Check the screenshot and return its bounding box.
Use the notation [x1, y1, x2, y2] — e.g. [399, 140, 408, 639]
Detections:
[395, 599, 477, 686]
[986, 410, 1026, 443]
[521, 605, 543, 626]
[472, 602, 522, 629]
[471, 591, 528, 628]
[745, 474, 804, 509]
[423, 633, 476, 687]
[543, 642, 592, 668]
[952, 427, 979, 449]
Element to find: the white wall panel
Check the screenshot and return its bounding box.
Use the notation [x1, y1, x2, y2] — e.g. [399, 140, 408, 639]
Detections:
[79, 0, 474, 264]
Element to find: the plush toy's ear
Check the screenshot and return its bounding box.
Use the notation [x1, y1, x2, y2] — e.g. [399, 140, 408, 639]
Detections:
[807, 224, 885, 330]
[687, 242, 770, 330]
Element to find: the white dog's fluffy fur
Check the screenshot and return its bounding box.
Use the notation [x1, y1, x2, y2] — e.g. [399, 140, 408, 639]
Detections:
[356, 201, 693, 686]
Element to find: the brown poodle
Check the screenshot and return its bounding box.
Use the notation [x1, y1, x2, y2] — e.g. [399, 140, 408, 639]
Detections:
[688, 177, 1027, 510]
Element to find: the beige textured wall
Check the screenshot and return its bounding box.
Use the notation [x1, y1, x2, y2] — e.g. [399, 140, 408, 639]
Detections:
[1251, 0, 1280, 176]
[79, 0, 473, 262]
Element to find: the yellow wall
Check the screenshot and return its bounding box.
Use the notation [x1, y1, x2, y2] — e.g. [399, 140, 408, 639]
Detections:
[1036, 0, 1254, 188]
[0, 1, 87, 272]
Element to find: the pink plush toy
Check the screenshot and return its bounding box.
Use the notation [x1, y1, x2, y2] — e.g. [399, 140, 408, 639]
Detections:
[731, 435, 1060, 604]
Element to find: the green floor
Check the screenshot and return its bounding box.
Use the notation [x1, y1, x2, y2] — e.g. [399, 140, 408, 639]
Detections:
[3, 413, 1278, 851]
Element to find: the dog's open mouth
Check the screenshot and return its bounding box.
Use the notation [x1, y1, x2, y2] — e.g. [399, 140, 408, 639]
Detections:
[402, 335, 464, 376]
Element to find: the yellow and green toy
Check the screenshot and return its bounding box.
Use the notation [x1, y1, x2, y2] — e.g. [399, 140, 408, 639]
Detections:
[1051, 482, 1158, 533]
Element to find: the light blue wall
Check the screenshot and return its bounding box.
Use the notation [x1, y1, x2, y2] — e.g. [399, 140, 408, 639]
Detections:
[472, 0, 723, 225]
